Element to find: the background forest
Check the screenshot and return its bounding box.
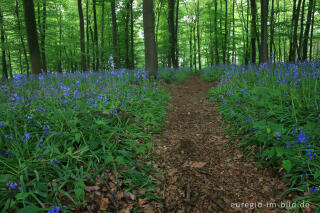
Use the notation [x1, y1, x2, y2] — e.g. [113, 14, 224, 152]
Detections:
[1, 0, 319, 78]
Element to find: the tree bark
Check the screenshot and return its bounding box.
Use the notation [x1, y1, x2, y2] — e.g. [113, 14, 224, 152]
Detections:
[130, 0, 134, 69]
[0, 9, 8, 79]
[143, 0, 158, 78]
[78, 0, 87, 71]
[189, 24, 193, 69]
[22, 0, 43, 75]
[93, 0, 99, 70]
[214, 0, 219, 64]
[40, 0, 47, 72]
[302, 0, 313, 61]
[197, 0, 201, 70]
[111, 0, 118, 68]
[259, 0, 269, 64]
[100, 0, 105, 70]
[297, 0, 305, 60]
[125, 0, 129, 69]
[289, 0, 302, 62]
[174, 0, 179, 67]
[250, 0, 257, 63]
[309, 0, 316, 60]
[223, 0, 227, 64]
[168, 0, 175, 68]
[270, 0, 275, 61]
[86, 0, 90, 70]
[15, 0, 29, 76]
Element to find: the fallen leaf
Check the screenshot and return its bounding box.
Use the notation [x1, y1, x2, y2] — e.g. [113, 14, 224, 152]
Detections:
[190, 161, 206, 168]
[99, 197, 109, 210]
[85, 186, 100, 192]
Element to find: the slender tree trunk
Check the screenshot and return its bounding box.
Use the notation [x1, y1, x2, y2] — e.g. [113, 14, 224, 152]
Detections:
[130, 0, 134, 69]
[309, 0, 316, 60]
[0, 10, 8, 80]
[15, 0, 29, 76]
[86, 0, 90, 70]
[40, 0, 47, 72]
[6, 35, 13, 79]
[197, 0, 201, 70]
[289, 0, 302, 62]
[174, 0, 179, 67]
[125, 1, 129, 69]
[111, 0, 118, 68]
[250, 0, 257, 63]
[155, 0, 163, 43]
[297, 0, 305, 60]
[143, 0, 158, 78]
[260, 0, 269, 63]
[189, 24, 193, 69]
[232, 0, 235, 64]
[22, 0, 43, 74]
[90, 24, 95, 69]
[270, 0, 275, 61]
[100, 0, 105, 70]
[245, 0, 249, 64]
[193, 23, 196, 70]
[223, 0, 227, 64]
[78, 0, 87, 71]
[168, 0, 175, 68]
[302, 0, 313, 61]
[214, 0, 219, 64]
[209, 4, 214, 66]
[93, 0, 99, 70]
[58, 9, 62, 72]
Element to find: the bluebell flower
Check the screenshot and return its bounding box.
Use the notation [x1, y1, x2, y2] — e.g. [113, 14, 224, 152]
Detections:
[297, 132, 309, 143]
[0, 122, 5, 127]
[7, 182, 18, 189]
[5, 134, 14, 139]
[310, 187, 319, 194]
[43, 124, 50, 135]
[317, 114, 320, 121]
[24, 133, 30, 142]
[47, 206, 60, 213]
[276, 132, 281, 137]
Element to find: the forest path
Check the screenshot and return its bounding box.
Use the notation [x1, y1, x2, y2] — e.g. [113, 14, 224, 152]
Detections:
[154, 75, 287, 213]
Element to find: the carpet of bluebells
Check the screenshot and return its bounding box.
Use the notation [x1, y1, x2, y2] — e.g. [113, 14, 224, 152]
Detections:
[203, 62, 320, 210]
[0, 69, 171, 212]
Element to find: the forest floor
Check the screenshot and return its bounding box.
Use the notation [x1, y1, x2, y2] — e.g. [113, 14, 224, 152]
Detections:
[153, 75, 294, 213]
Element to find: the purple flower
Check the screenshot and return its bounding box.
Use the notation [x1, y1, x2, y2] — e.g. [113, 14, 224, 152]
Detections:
[23, 133, 30, 142]
[48, 206, 60, 213]
[5, 134, 14, 139]
[7, 182, 18, 189]
[276, 132, 281, 137]
[0, 122, 5, 127]
[297, 132, 309, 143]
[43, 124, 50, 135]
[310, 186, 319, 194]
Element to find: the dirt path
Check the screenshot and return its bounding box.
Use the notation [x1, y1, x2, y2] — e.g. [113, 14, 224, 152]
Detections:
[155, 75, 288, 213]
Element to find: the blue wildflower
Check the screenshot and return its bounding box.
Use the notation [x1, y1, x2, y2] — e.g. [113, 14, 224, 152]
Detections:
[8, 182, 18, 189]
[276, 132, 281, 137]
[23, 133, 30, 142]
[5, 134, 14, 139]
[0, 122, 5, 127]
[310, 187, 319, 194]
[47, 206, 60, 213]
[297, 132, 309, 143]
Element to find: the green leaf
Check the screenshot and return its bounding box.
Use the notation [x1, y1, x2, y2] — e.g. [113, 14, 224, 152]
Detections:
[115, 156, 126, 165]
[74, 188, 85, 201]
[17, 205, 39, 213]
[314, 170, 320, 179]
[15, 192, 30, 200]
[276, 147, 285, 157]
[266, 128, 271, 134]
[75, 133, 81, 143]
[282, 160, 292, 173]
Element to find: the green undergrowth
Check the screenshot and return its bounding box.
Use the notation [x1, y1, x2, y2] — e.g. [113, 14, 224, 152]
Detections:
[0, 70, 170, 212]
[158, 68, 196, 83]
[203, 63, 320, 212]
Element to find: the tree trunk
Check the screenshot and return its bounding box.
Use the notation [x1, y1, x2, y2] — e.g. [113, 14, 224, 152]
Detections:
[100, 0, 105, 70]
[168, 0, 175, 68]
[40, 0, 47, 72]
[93, 0, 99, 70]
[270, 0, 275, 61]
[143, 0, 158, 78]
[193, 23, 197, 70]
[197, 0, 201, 70]
[174, 0, 179, 67]
[302, 0, 313, 61]
[232, 0, 235, 64]
[309, 0, 316, 60]
[111, 0, 118, 68]
[22, 0, 43, 74]
[0, 9, 8, 80]
[223, 0, 227, 64]
[155, 0, 163, 44]
[214, 0, 219, 64]
[125, 0, 129, 69]
[78, 0, 87, 71]
[15, 0, 29, 76]
[58, 9, 62, 72]
[189, 24, 193, 69]
[130, 0, 134, 69]
[297, 0, 305, 60]
[289, 0, 301, 62]
[86, 0, 90, 70]
[250, 0, 257, 63]
[259, 0, 269, 63]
